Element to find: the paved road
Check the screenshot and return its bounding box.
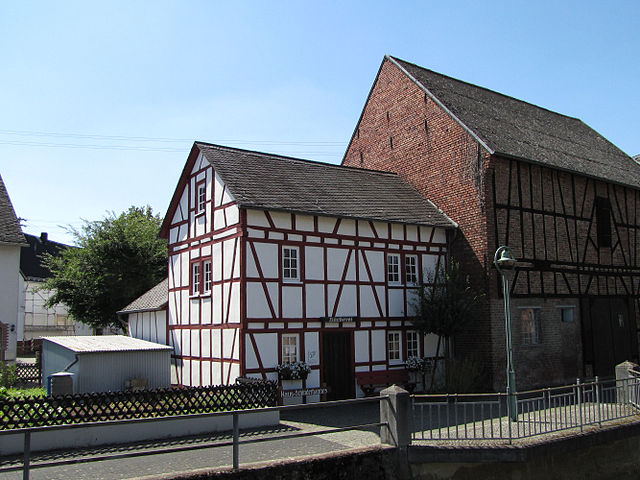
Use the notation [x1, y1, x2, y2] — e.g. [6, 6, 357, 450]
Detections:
[0, 403, 382, 480]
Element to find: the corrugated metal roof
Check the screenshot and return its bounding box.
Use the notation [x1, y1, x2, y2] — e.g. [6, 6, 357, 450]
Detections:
[42, 335, 171, 353]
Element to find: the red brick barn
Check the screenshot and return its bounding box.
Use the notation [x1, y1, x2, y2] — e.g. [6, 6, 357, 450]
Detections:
[343, 55, 640, 389]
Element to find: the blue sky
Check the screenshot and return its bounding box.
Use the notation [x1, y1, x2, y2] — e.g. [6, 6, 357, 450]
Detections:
[1, 1, 638, 245]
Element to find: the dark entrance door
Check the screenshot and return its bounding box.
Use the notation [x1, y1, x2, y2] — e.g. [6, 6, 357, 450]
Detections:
[583, 297, 638, 377]
[321, 331, 354, 400]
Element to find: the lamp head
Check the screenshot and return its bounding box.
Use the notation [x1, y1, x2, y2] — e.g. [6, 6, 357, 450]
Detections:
[494, 246, 517, 272]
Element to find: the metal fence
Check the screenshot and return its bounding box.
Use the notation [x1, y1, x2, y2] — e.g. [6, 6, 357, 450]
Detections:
[0, 396, 389, 480]
[412, 376, 640, 442]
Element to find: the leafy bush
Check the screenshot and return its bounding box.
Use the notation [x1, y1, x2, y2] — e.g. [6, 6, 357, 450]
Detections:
[0, 363, 18, 388]
[440, 354, 489, 393]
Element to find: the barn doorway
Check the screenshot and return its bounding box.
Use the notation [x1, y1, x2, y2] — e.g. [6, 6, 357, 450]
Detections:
[321, 331, 354, 400]
[582, 297, 638, 377]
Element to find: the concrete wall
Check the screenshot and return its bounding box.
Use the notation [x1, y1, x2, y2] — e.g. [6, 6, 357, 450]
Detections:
[0, 410, 280, 455]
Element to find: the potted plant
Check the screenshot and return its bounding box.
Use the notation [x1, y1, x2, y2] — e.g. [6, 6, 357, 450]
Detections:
[405, 356, 433, 393]
[276, 361, 311, 381]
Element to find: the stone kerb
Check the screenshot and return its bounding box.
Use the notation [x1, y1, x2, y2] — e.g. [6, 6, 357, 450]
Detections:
[379, 384, 411, 447]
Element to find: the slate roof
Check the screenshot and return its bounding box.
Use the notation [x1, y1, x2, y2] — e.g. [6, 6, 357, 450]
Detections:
[20, 233, 71, 281]
[118, 278, 168, 314]
[196, 143, 455, 228]
[43, 335, 171, 353]
[0, 173, 26, 245]
[389, 56, 640, 188]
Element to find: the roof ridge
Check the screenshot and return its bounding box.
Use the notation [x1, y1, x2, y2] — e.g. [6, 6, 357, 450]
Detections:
[388, 55, 583, 123]
[195, 141, 400, 177]
[23, 232, 71, 249]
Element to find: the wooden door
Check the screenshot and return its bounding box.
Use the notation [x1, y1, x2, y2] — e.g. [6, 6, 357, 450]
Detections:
[321, 331, 354, 400]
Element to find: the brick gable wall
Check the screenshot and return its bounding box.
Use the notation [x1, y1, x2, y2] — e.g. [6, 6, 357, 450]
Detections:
[343, 58, 495, 384]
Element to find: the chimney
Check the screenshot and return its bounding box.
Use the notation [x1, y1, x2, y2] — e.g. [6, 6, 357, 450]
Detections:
[40, 232, 48, 243]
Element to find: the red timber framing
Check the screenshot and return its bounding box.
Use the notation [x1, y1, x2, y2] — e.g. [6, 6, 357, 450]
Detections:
[161, 145, 449, 396]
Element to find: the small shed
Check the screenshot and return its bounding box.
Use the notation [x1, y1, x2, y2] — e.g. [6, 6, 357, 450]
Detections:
[118, 278, 168, 345]
[42, 335, 171, 394]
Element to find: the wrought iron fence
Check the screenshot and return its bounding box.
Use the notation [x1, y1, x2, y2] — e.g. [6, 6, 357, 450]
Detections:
[412, 376, 640, 442]
[0, 381, 278, 429]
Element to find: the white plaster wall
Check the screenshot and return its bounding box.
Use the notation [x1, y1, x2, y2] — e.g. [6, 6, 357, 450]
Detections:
[128, 310, 167, 344]
[0, 245, 21, 360]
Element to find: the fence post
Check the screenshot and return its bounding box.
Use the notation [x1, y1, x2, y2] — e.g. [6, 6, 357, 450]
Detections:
[232, 412, 239, 470]
[380, 385, 411, 447]
[595, 376, 601, 427]
[23, 430, 31, 480]
[615, 361, 638, 406]
[577, 378, 583, 432]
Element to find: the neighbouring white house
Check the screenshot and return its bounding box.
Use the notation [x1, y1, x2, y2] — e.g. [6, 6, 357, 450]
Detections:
[0, 173, 27, 361]
[119, 278, 168, 345]
[157, 142, 456, 400]
[19, 232, 93, 347]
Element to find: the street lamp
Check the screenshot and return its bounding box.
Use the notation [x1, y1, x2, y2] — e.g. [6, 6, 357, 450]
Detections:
[494, 246, 518, 422]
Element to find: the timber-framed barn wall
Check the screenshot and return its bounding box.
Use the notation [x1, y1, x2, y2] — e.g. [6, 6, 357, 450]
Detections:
[343, 55, 640, 389]
[160, 143, 453, 398]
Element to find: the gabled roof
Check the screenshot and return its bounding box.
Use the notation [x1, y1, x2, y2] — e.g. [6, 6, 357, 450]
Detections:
[388, 56, 640, 188]
[195, 143, 455, 227]
[118, 278, 168, 314]
[161, 143, 455, 236]
[20, 233, 71, 281]
[0, 173, 26, 245]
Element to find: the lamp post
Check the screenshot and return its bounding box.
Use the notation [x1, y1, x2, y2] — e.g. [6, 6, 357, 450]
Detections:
[494, 246, 518, 422]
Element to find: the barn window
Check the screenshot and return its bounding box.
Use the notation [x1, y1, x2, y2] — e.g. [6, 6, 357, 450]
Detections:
[387, 254, 401, 284]
[197, 183, 206, 213]
[282, 334, 299, 363]
[595, 197, 612, 248]
[192, 263, 201, 295]
[560, 306, 574, 323]
[387, 331, 401, 362]
[407, 330, 419, 358]
[521, 308, 541, 345]
[283, 246, 299, 282]
[405, 255, 418, 284]
[203, 260, 212, 293]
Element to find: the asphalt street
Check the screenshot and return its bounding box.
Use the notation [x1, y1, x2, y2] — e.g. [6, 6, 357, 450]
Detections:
[0, 403, 382, 480]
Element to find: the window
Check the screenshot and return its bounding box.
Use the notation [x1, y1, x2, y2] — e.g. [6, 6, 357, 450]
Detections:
[387, 254, 400, 284]
[203, 260, 212, 293]
[560, 307, 574, 323]
[282, 334, 298, 363]
[197, 183, 206, 213]
[405, 255, 418, 284]
[595, 196, 612, 248]
[283, 246, 299, 281]
[521, 308, 541, 345]
[387, 331, 401, 362]
[192, 263, 201, 295]
[407, 330, 419, 358]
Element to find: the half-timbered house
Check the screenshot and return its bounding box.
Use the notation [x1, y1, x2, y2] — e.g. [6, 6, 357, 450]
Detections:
[159, 142, 455, 399]
[343, 55, 640, 389]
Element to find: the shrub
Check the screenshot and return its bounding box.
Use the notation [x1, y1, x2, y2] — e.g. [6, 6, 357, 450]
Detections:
[0, 363, 18, 388]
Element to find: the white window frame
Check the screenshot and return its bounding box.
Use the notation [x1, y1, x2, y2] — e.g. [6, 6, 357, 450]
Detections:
[203, 260, 212, 293]
[387, 253, 401, 284]
[405, 254, 418, 285]
[192, 263, 201, 295]
[387, 331, 401, 363]
[282, 334, 299, 363]
[197, 183, 206, 213]
[406, 330, 420, 358]
[282, 246, 300, 282]
[519, 307, 541, 345]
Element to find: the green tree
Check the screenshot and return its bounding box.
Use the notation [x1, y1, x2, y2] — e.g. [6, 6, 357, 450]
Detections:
[411, 261, 484, 391]
[43, 206, 167, 330]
